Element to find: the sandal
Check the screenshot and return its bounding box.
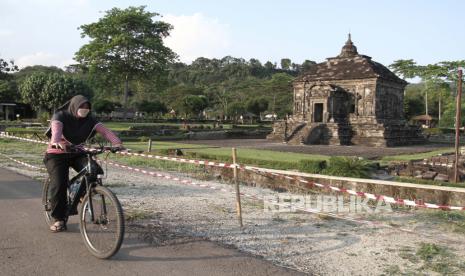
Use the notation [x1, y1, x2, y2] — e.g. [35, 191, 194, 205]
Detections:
[50, 221, 67, 233]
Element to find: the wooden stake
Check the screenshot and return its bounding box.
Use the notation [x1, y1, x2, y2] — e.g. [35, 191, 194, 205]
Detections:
[147, 138, 152, 152]
[232, 147, 243, 227]
[454, 69, 463, 182]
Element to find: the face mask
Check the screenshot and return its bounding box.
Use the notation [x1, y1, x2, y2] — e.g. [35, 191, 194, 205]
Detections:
[77, 108, 90, 117]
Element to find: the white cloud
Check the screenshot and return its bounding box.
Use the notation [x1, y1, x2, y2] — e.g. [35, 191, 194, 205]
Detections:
[15, 52, 73, 69]
[163, 13, 231, 63]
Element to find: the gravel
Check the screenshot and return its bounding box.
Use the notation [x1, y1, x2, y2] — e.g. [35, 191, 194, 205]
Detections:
[2, 159, 465, 275]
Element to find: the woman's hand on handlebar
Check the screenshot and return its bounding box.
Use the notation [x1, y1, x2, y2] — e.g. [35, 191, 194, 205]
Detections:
[51, 142, 66, 150]
[110, 144, 126, 153]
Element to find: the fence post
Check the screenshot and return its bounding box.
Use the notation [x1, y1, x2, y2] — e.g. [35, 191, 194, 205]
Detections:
[147, 138, 152, 152]
[232, 147, 243, 227]
[455, 69, 463, 182]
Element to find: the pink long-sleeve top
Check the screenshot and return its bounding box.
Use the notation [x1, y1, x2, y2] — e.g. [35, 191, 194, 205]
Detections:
[47, 121, 121, 154]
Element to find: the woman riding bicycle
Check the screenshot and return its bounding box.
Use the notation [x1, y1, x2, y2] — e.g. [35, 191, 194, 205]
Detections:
[44, 95, 123, 233]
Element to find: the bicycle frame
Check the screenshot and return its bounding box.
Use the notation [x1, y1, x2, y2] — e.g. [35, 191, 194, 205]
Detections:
[67, 152, 102, 222]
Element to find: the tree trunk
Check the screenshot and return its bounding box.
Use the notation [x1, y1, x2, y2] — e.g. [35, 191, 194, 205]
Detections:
[439, 90, 442, 122]
[425, 82, 429, 116]
[123, 74, 129, 120]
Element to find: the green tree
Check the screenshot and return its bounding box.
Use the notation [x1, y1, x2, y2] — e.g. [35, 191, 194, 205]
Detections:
[75, 6, 177, 117]
[13, 65, 63, 82]
[180, 95, 208, 118]
[136, 100, 167, 116]
[264, 61, 276, 72]
[0, 58, 19, 102]
[302, 60, 316, 71]
[248, 58, 265, 77]
[280, 58, 291, 70]
[19, 73, 48, 111]
[266, 73, 293, 116]
[404, 84, 425, 119]
[389, 59, 459, 120]
[389, 59, 419, 79]
[246, 97, 269, 119]
[19, 73, 92, 112]
[227, 101, 246, 121]
[0, 58, 18, 79]
[93, 99, 120, 114]
[439, 101, 465, 128]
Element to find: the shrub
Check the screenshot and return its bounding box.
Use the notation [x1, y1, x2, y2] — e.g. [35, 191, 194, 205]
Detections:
[139, 136, 150, 142]
[297, 160, 327, 174]
[38, 112, 50, 126]
[157, 148, 170, 155]
[423, 128, 441, 135]
[323, 157, 374, 178]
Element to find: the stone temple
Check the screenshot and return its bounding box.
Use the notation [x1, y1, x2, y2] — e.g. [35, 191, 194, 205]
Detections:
[268, 35, 424, 147]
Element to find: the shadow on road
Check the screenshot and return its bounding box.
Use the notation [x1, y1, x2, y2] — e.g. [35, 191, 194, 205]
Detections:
[115, 236, 244, 262]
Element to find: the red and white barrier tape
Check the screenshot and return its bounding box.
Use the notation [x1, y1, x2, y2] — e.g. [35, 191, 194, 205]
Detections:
[0, 132, 48, 145]
[2, 132, 465, 211]
[245, 167, 465, 211]
[0, 152, 46, 171]
[116, 151, 242, 169]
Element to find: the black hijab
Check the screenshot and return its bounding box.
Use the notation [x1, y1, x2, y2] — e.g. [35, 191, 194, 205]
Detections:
[45, 95, 98, 145]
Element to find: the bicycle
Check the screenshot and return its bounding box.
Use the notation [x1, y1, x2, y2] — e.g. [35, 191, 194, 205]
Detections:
[42, 146, 124, 259]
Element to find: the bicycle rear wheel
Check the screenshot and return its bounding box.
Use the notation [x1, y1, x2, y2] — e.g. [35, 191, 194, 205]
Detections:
[42, 177, 53, 226]
[79, 185, 124, 259]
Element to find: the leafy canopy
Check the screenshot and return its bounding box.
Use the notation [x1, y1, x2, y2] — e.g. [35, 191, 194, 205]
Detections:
[19, 72, 92, 111]
[75, 6, 177, 79]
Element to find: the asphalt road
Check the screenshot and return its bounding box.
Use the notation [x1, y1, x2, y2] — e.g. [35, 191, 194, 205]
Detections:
[0, 168, 305, 276]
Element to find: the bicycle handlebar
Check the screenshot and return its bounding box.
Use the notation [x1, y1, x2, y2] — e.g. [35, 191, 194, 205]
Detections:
[51, 144, 125, 155]
[84, 146, 125, 155]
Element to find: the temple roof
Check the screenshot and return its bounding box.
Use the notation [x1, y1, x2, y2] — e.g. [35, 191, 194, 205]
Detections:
[339, 33, 358, 58]
[295, 35, 407, 84]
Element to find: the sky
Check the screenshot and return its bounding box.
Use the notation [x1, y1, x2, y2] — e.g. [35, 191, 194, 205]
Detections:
[1, 0, 464, 69]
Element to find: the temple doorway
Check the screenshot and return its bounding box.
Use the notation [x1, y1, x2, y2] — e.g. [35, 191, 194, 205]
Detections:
[313, 103, 323, 122]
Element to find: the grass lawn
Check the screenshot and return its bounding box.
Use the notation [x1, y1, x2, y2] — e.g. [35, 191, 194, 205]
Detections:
[124, 141, 329, 163]
[380, 148, 454, 163]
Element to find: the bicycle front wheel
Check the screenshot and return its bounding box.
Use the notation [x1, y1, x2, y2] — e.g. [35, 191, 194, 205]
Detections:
[42, 177, 53, 226]
[79, 185, 124, 259]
